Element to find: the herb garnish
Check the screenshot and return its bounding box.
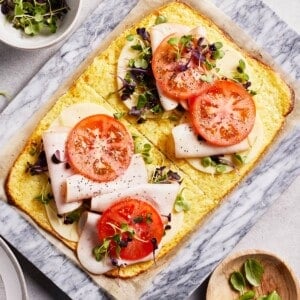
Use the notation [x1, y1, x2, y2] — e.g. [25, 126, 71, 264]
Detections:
[118, 28, 163, 122]
[151, 166, 181, 184]
[167, 35, 193, 60]
[174, 189, 189, 212]
[26, 150, 48, 175]
[233, 59, 257, 95]
[92, 219, 158, 264]
[34, 182, 53, 204]
[155, 14, 167, 25]
[229, 258, 281, 300]
[133, 136, 153, 164]
[0, 0, 69, 36]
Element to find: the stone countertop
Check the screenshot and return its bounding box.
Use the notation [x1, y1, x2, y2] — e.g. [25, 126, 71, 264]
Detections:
[0, 0, 299, 299]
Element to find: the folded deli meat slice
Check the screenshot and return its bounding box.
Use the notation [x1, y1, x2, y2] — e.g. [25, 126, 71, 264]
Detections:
[43, 130, 82, 214]
[91, 183, 180, 215]
[172, 123, 251, 158]
[65, 154, 148, 202]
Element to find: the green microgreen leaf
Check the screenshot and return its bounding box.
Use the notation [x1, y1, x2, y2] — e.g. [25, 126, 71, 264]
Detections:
[174, 189, 189, 213]
[233, 153, 246, 166]
[257, 291, 281, 300]
[155, 14, 167, 25]
[244, 258, 264, 287]
[229, 271, 246, 294]
[214, 41, 223, 49]
[134, 58, 148, 69]
[136, 94, 146, 109]
[113, 112, 125, 120]
[4, 0, 69, 36]
[126, 34, 135, 41]
[249, 90, 257, 96]
[239, 290, 255, 300]
[201, 157, 212, 168]
[167, 37, 179, 46]
[93, 239, 110, 261]
[237, 59, 246, 72]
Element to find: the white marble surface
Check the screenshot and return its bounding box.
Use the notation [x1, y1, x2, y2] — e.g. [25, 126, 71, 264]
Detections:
[0, 0, 299, 299]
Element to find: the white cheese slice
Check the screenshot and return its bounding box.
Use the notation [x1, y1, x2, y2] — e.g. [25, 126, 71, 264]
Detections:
[172, 123, 251, 158]
[65, 154, 148, 202]
[49, 102, 113, 130]
[216, 45, 255, 82]
[42, 130, 82, 214]
[45, 200, 79, 242]
[91, 183, 180, 216]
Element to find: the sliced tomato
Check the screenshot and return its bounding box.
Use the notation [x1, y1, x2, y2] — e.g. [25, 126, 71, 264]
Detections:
[97, 197, 164, 261]
[152, 33, 209, 101]
[66, 114, 133, 182]
[190, 80, 256, 146]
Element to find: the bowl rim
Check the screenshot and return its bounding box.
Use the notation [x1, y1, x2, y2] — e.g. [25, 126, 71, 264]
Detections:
[0, 0, 82, 50]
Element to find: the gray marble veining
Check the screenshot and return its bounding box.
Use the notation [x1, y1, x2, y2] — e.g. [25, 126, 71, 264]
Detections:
[0, 0, 299, 299]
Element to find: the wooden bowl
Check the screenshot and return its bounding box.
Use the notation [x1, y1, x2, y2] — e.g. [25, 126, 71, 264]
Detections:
[207, 249, 300, 300]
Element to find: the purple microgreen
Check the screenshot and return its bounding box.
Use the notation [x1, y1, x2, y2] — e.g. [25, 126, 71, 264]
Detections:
[151, 167, 182, 184]
[51, 150, 64, 164]
[136, 27, 150, 42]
[165, 225, 172, 230]
[166, 169, 182, 183]
[26, 150, 48, 175]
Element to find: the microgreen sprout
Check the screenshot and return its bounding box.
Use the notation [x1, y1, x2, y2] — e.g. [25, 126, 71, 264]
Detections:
[167, 35, 193, 60]
[113, 112, 125, 120]
[34, 181, 53, 205]
[233, 59, 257, 95]
[26, 150, 48, 175]
[229, 258, 281, 299]
[92, 220, 151, 263]
[0, 0, 70, 36]
[174, 188, 189, 212]
[155, 14, 167, 25]
[133, 136, 153, 164]
[151, 166, 181, 184]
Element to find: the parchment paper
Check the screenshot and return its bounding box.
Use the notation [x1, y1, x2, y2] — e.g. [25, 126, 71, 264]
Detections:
[0, 0, 299, 298]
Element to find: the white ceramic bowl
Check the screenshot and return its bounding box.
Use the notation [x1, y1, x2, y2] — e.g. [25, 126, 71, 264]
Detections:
[0, 0, 82, 50]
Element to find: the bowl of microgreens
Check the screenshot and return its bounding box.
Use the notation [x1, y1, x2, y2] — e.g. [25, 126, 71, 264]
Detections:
[206, 249, 300, 300]
[0, 0, 82, 50]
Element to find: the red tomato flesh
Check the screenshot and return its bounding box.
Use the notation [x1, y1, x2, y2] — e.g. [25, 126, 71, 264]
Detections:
[190, 80, 256, 146]
[98, 197, 164, 261]
[152, 33, 209, 101]
[66, 114, 133, 182]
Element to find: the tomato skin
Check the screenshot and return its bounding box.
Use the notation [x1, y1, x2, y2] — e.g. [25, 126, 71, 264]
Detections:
[66, 114, 133, 182]
[97, 197, 164, 261]
[190, 80, 256, 146]
[152, 33, 209, 101]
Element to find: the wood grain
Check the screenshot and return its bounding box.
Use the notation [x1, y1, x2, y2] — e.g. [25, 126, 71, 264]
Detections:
[206, 249, 300, 300]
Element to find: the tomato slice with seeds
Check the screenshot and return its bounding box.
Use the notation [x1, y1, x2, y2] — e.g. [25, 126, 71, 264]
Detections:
[66, 114, 133, 182]
[97, 197, 164, 261]
[190, 80, 256, 146]
[152, 33, 209, 101]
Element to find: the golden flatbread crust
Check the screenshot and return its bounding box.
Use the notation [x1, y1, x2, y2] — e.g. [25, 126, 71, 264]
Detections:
[5, 2, 294, 278]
